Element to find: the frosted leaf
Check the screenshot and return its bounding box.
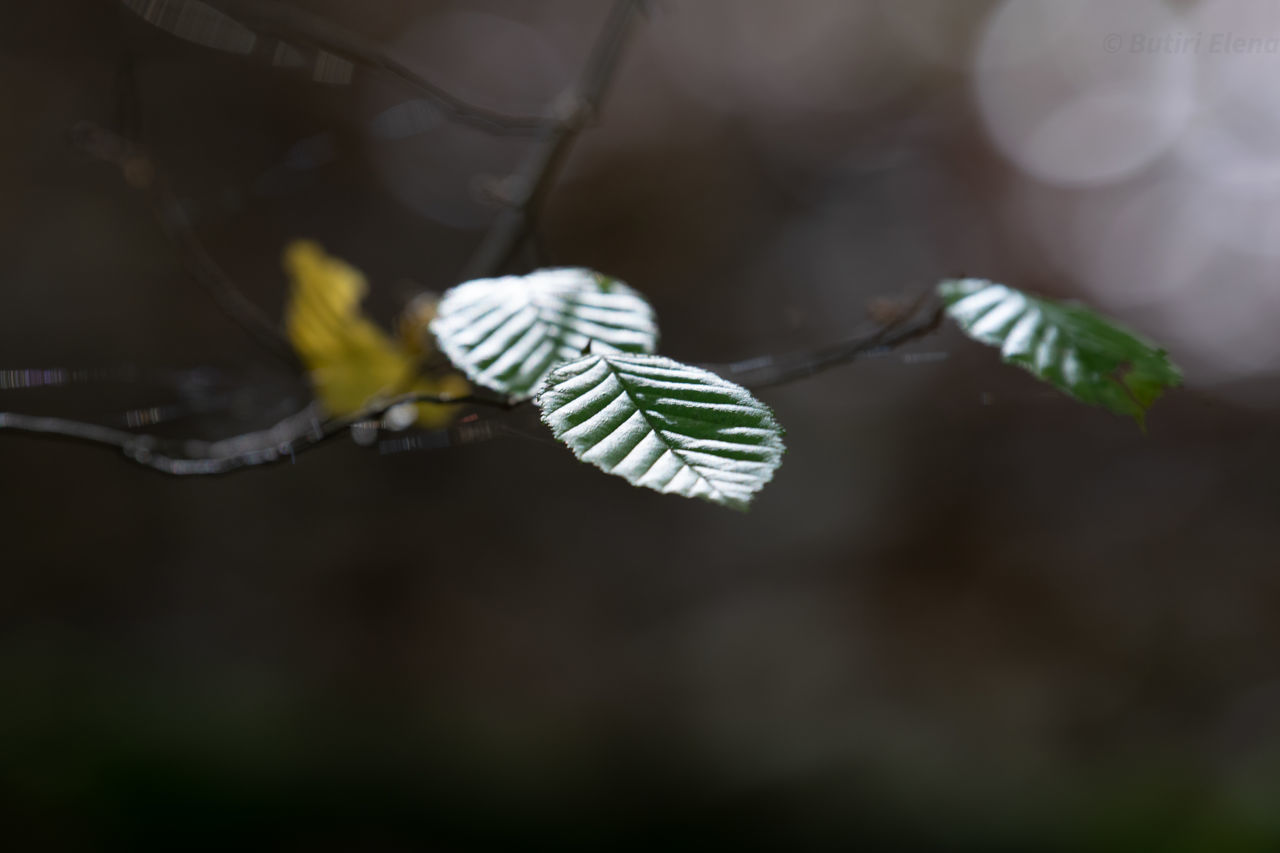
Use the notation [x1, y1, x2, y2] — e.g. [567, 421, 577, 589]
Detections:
[536, 353, 785, 510]
[940, 278, 1181, 428]
[431, 268, 659, 399]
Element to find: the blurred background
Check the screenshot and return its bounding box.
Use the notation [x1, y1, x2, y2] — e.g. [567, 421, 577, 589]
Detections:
[2, 0, 1279, 848]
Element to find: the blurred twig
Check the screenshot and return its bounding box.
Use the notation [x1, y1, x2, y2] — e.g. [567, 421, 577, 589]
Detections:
[462, 0, 645, 279]
[122, 0, 547, 136]
[226, 0, 547, 135]
[71, 120, 302, 369]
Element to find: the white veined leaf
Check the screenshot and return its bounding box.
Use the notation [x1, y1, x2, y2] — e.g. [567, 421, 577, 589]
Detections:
[535, 353, 785, 511]
[430, 268, 659, 399]
[939, 278, 1182, 429]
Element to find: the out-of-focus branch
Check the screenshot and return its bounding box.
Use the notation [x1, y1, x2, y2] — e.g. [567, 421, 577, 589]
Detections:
[462, 0, 645, 279]
[231, 0, 545, 135]
[72, 120, 302, 369]
[121, 0, 546, 136]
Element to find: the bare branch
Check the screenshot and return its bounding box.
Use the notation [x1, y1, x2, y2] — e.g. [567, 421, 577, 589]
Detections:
[462, 0, 645, 279]
[73, 120, 301, 369]
[231, 1, 546, 135]
[0, 297, 943, 474]
[0, 388, 519, 476]
[120, 0, 548, 136]
[2, 2, 955, 477]
[707, 295, 946, 391]
[0, 406, 320, 475]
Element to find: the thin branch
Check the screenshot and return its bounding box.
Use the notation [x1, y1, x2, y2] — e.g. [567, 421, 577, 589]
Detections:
[198, 0, 547, 136]
[0, 390, 516, 477]
[462, 0, 644, 279]
[71, 120, 301, 369]
[3, 2, 957, 477]
[0, 298, 943, 475]
[393, 390, 522, 412]
[0, 406, 325, 476]
[90, 48, 301, 368]
[707, 295, 946, 391]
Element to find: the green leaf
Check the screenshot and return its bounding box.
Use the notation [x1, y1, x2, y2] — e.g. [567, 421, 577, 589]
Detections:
[535, 353, 785, 510]
[431, 268, 659, 399]
[939, 279, 1182, 428]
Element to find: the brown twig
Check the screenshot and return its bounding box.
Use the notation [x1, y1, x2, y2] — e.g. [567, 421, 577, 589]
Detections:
[3, 2, 955, 477]
[71, 120, 302, 369]
[122, 0, 547, 136]
[0, 390, 517, 476]
[461, 0, 645, 279]
[0, 4, 650, 475]
[710, 295, 947, 391]
[0, 303, 948, 476]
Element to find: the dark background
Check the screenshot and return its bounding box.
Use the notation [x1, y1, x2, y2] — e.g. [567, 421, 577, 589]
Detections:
[2, 1, 1278, 849]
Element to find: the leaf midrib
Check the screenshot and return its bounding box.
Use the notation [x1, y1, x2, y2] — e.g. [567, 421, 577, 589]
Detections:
[602, 357, 736, 507]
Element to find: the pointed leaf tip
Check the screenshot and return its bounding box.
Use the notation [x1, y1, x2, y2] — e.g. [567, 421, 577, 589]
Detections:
[939, 279, 1181, 427]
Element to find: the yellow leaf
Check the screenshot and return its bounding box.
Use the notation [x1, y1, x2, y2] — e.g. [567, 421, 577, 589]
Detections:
[409, 371, 471, 428]
[282, 240, 466, 427]
[397, 292, 441, 357]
